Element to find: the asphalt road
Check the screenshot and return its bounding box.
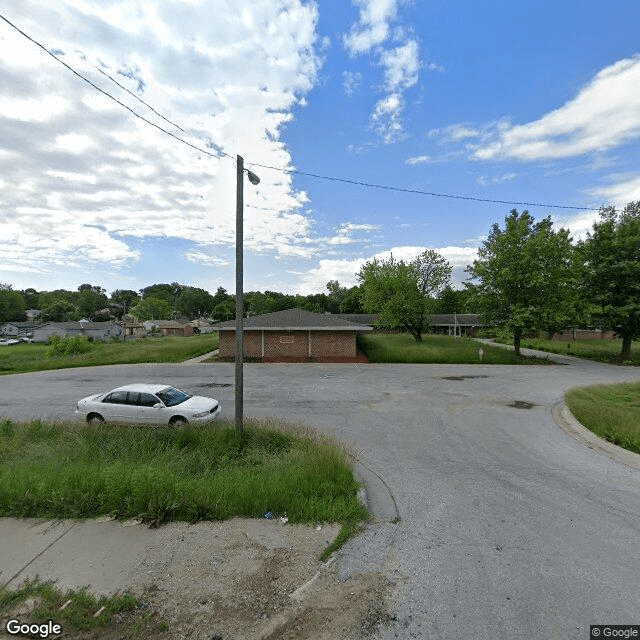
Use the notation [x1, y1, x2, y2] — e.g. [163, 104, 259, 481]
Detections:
[1, 353, 639, 639]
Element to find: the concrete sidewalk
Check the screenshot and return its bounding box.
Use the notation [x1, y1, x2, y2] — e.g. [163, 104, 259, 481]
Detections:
[0, 462, 396, 596]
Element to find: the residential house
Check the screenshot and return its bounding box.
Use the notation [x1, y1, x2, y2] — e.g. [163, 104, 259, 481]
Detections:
[32, 321, 123, 342]
[0, 321, 39, 337]
[211, 308, 372, 361]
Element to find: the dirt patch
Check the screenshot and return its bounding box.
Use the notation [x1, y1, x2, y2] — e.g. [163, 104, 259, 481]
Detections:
[2, 519, 395, 640]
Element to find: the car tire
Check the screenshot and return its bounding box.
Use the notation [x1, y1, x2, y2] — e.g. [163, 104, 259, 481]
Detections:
[169, 416, 188, 428]
[87, 413, 105, 425]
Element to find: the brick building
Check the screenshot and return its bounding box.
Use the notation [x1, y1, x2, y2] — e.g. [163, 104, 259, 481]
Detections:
[211, 308, 372, 362]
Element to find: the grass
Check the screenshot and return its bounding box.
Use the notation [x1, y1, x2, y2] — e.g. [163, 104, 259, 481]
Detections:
[0, 334, 219, 375]
[495, 336, 640, 365]
[0, 417, 367, 527]
[0, 578, 166, 638]
[566, 381, 640, 455]
[357, 333, 547, 364]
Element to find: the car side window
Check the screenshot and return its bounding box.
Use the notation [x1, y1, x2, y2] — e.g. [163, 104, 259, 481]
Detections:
[139, 393, 160, 407]
[102, 391, 128, 404]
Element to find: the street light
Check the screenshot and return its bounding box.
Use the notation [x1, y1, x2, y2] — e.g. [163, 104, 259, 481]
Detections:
[235, 155, 260, 436]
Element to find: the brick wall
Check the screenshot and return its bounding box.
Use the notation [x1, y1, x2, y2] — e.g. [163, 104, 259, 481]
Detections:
[311, 331, 355, 357]
[264, 331, 309, 357]
[218, 330, 357, 359]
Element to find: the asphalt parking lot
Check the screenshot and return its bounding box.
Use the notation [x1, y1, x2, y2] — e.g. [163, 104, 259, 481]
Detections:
[1, 355, 640, 639]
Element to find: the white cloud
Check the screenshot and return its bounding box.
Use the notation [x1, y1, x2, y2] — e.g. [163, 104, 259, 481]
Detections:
[294, 244, 479, 293]
[405, 154, 431, 165]
[380, 39, 420, 92]
[0, 0, 323, 276]
[476, 172, 517, 186]
[590, 175, 640, 209]
[371, 92, 404, 143]
[474, 55, 640, 161]
[343, 0, 398, 56]
[342, 70, 362, 96]
[343, 2, 421, 144]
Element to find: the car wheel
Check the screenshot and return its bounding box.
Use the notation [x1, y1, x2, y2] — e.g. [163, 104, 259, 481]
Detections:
[169, 416, 188, 428]
[87, 413, 105, 425]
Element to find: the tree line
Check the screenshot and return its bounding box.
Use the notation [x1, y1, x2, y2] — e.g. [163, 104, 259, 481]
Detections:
[0, 278, 470, 326]
[356, 202, 640, 361]
[3, 202, 637, 360]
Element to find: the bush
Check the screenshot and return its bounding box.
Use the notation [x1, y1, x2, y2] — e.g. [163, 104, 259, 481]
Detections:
[48, 335, 95, 356]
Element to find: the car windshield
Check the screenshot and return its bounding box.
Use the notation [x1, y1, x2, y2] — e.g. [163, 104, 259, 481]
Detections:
[155, 387, 191, 407]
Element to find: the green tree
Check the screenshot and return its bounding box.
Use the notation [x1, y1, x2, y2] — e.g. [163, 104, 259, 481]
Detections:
[130, 296, 173, 321]
[357, 250, 452, 342]
[176, 287, 215, 318]
[339, 286, 365, 314]
[20, 288, 39, 309]
[212, 299, 235, 322]
[40, 299, 78, 322]
[77, 285, 108, 320]
[466, 210, 576, 355]
[110, 289, 141, 319]
[580, 202, 640, 361]
[435, 286, 469, 314]
[0, 287, 27, 323]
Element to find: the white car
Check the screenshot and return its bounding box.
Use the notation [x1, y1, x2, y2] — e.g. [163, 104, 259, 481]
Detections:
[75, 383, 221, 426]
[0, 338, 20, 346]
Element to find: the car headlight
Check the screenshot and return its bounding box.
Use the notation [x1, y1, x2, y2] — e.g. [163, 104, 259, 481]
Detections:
[193, 410, 211, 418]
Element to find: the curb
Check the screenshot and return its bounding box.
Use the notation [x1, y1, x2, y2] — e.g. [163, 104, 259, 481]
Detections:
[352, 460, 399, 523]
[553, 402, 640, 472]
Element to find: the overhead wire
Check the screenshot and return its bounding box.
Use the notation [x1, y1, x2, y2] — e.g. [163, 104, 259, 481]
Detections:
[0, 13, 230, 162]
[0, 11, 599, 213]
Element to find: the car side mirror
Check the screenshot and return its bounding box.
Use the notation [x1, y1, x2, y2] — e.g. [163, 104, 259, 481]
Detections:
[154, 402, 163, 409]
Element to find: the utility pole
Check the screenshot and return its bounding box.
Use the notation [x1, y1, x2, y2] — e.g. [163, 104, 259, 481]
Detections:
[235, 155, 244, 436]
[235, 155, 260, 436]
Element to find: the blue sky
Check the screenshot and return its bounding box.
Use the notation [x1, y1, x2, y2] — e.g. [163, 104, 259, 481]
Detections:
[1, 0, 639, 297]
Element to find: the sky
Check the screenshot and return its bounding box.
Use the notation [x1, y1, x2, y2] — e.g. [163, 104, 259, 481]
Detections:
[1, 0, 639, 297]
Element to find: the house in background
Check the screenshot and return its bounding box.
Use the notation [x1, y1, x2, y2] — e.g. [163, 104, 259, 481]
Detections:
[429, 314, 484, 337]
[211, 308, 372, 362]
[0, 321, 39, 337]
[142, 320, 193, 336]
[32, 321, 123, 342]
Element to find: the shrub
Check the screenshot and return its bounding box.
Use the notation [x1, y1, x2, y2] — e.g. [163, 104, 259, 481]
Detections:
[48, 335, 95, 356]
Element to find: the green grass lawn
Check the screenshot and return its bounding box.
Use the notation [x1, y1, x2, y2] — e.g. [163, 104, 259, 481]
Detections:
[0, 334, 219, 375]
[566, 381, 640, 455]
[0, 417, 366, 527]
[358, 333, 545, 364]
[0, 415, 366, 637]
[498, 337, 640, 365]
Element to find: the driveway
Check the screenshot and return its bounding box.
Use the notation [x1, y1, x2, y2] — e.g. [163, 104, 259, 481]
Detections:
[1, 356, 639, 639]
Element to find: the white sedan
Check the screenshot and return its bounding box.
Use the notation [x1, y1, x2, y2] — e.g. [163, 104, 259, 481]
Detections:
[75, 383, 221, 426]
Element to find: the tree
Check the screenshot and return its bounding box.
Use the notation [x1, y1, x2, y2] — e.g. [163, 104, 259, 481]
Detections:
[357, 250, 452, 342]
[40, 299, 78, 322]
[0, 288, 27, 323]
[130, 296, 173, 321]
[176, 287, 215, 318]
[110, 289, 141, 319]
[435, 285, 469, 314]
[466, 210, 576, 356]
[77, 285, 108, 320]
[339, 286, 365, 314]
[580, 202, 640, 361]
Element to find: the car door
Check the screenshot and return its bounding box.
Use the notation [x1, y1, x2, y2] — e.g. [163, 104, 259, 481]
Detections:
[100, 391, 138, 423]
[136, 392, 166, 424]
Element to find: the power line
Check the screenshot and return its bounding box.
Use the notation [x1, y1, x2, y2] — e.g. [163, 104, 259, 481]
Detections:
[0, 13, 230, 162]
[93, 63, 185, 133]
[249, 162, 598, 211]
[0, 12, 600, 213]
